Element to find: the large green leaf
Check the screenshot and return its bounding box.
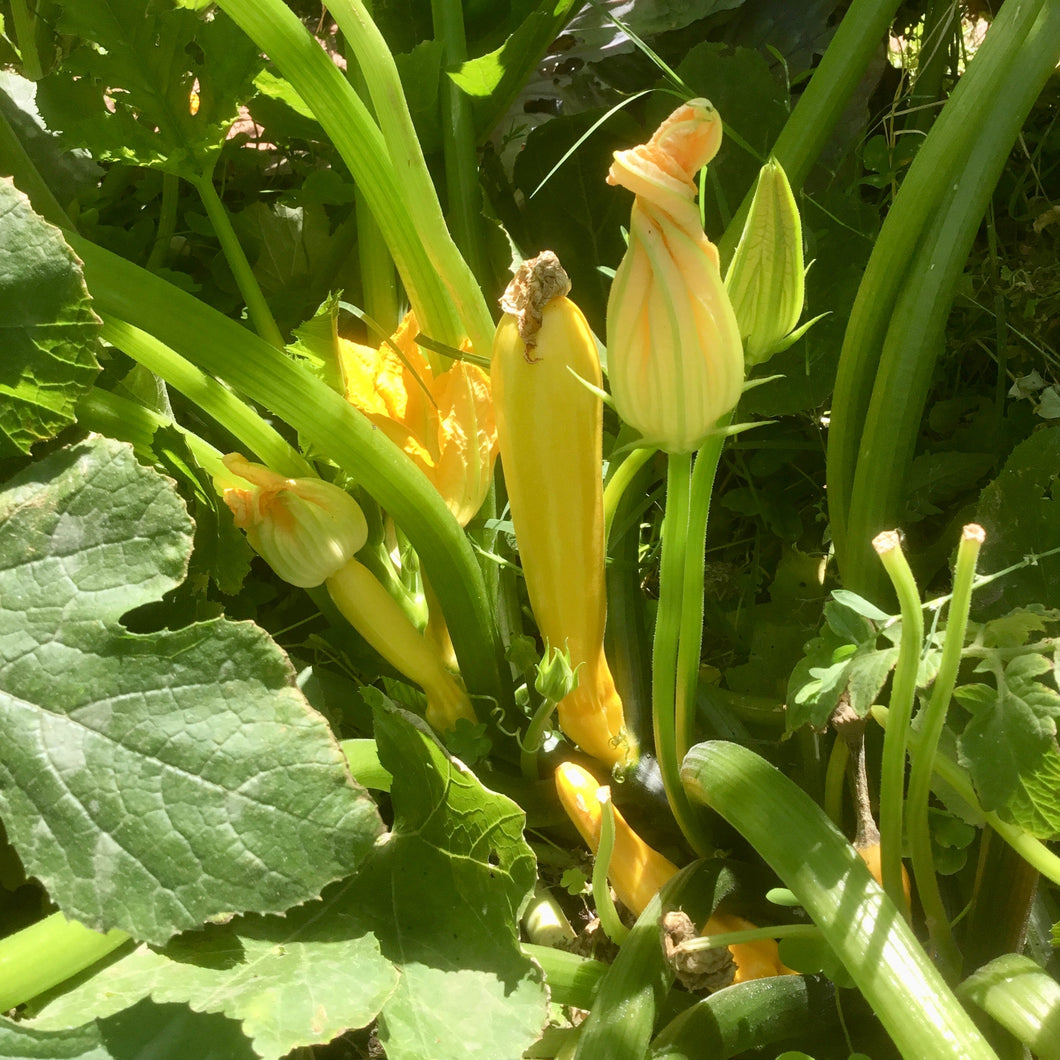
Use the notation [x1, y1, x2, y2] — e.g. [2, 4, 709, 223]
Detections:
[1, 1001, 256, 1060]
[354, 708, 547, 1060]
[35, 0, 261, 176]
[26, 902, 398, 1060]
[23, 707, 546, 1059]
[0, 437, 382, 945]
[0, 179, 100, 456]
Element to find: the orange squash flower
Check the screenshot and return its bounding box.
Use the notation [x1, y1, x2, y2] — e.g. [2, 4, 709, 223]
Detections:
[338, 313, 497, 528]
[605, 99, 744, 453]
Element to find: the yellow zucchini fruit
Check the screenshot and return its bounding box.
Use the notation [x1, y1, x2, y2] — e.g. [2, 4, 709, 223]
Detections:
[326, 558, 476, 733]
[556, 761, 794, 981]
[492, 253, 636, 768]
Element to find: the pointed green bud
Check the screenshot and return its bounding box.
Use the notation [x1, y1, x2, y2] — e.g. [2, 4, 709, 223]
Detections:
[534, 641, 579, 704]
[725, 158, 805, 367]
[218, 453, 368, 588]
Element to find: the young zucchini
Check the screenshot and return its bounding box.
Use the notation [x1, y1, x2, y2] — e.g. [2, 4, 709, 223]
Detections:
[492, 253, 636, 768]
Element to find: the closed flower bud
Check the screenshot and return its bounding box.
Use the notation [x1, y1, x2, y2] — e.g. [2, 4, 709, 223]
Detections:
[218, 453, 368, 588]
[725, 158, 806, 366]
[606, 99, 744, 453]
[534, 641, 579, 704]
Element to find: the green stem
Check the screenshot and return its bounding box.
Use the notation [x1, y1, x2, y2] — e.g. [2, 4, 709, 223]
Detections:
[9, 0, 42, 81]
[342, 27, 400, 334]
[146, 172, 180, 271]
[603, 446, 655, 543]
[682, 741, 998, 1060]
[76, 387, 225, 479]
[593, 792, 630, 945]
[678, 922, 820, 952]
[431, 0, 490, 291]
[827, 0, 1054, 594]
[520, 696, 558, 779]
[191, 170, 285, 348]
[675, 429, 726, 764]
[824, 733, 848, 828]
[653, 453, 710, 854]
[872, 704, 1060, 890]
[98, 314, 310, 478]
[0, 913, 130, 1012]
[354, 191, 400, 334]
[325, 0, 495, 358]
[214, 0, 469, 351]
[874, 531, 923, 914]
[907, 524, 984, 977]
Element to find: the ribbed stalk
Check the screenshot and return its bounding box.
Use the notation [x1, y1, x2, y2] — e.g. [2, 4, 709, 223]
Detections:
[325, 0, 495, 358]
[0, 913, 130, 1012]
[213, 0, 469, 351]
[69, 235, 513, 728]
[682, 740, 998, 1059]
[827, 0, 1056, 596]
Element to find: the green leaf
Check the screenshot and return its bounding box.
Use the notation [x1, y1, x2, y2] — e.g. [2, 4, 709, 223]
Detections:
[351, 708, 547, 1060]
[977, 605, 1060, 649]
[830, 589, 891, 623]
[823, 598, 876, 644]
[230, 201, 331, 329]
[1003, 744, 1060, 840]
[0, 179, 101, 456]
[1, 1001, 256, 1060]
[449, 0, 581, 140]
[904, 450, 995, 522]
[27, 901, 399, 1060]
[0, 437, 383, 945]
[975, 425, 1060, 618]
[957, 654, 1060, 811]
[35, 0, 261, 176]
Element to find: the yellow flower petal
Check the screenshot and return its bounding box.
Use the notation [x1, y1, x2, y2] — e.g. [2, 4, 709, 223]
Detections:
[339, 312, 497, 525]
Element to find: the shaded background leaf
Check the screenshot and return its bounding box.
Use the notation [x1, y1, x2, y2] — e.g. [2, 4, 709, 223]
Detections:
[1, 1001, 255, 1060]
[35, 0, 261, 176]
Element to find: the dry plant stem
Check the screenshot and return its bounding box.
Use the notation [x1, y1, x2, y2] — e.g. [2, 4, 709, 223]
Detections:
[874, 530, 923, 914]
[834, 702, 879, 847]
[907, 524, 985, 976]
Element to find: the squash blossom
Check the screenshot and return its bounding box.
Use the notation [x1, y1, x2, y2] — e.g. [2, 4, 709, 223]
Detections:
[218, 454, 475, 732]
[724, 157, 807, 366]
[218, 453, 368, 588]
[605, 99, 744, 453]
[338, 312, 497, 528]
[555, 761, 795, 983]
